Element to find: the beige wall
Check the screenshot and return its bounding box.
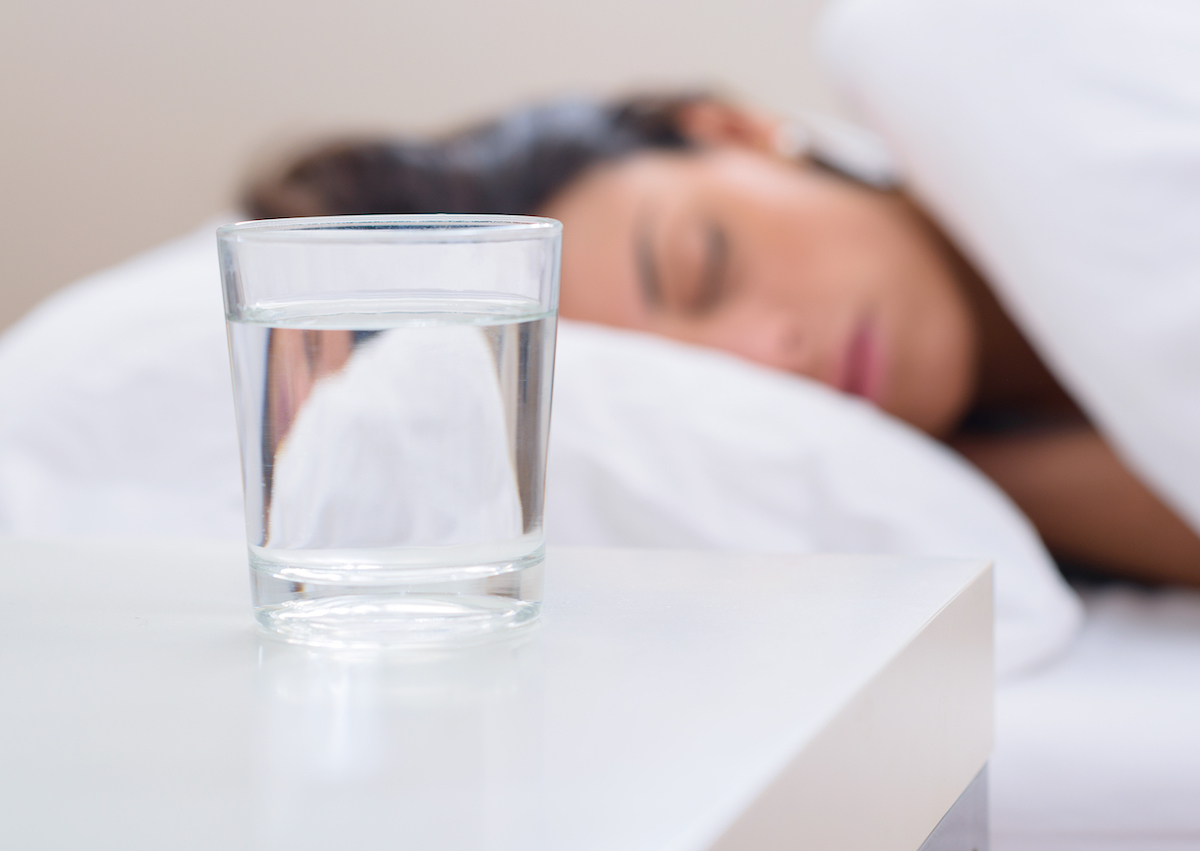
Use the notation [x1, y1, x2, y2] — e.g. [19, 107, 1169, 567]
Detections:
[1, 0, 839, 333]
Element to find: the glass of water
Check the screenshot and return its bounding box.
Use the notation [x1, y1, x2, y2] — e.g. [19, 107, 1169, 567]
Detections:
[217, 215, 560, 646]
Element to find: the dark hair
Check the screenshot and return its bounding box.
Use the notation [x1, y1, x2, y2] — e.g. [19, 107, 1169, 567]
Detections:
[244, 95, 706, 220]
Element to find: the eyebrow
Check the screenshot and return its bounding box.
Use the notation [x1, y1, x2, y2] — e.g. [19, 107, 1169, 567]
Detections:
[635, 213, 662, 308]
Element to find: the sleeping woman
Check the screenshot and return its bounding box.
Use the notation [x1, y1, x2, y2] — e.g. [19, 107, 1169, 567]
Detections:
[244, 93, 1200, 587]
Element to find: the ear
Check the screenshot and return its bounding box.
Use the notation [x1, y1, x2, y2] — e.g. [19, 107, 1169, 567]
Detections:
[673, 99, 784, 155]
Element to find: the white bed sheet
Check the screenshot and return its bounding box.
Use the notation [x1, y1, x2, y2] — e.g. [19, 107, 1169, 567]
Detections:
[993, 586, 1200, 851]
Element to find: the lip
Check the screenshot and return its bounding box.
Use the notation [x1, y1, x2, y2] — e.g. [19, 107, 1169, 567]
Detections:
[839, 316, 886, 405]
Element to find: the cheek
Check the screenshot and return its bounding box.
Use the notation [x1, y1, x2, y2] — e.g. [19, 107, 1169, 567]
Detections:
[885, 275, 978, 435]
[732, 207, 880, 331]
[556, 250, 645, 329]
[655, 301, 834, 383]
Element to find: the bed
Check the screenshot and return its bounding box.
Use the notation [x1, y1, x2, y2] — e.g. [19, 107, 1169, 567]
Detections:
[993, 584, 1200, 850]
[1, 1, 1198, 846]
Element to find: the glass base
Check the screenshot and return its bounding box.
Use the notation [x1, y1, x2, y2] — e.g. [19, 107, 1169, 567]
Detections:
[250, 552, 542, 648]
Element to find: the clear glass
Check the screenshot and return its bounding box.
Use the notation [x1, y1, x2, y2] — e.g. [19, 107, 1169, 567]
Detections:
[217, 215, 561, 647]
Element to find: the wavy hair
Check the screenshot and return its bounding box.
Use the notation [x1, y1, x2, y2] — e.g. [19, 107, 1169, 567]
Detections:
[244, 94, 707, 219]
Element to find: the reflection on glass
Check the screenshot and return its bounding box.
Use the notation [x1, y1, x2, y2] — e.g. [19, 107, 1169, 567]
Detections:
[253, 631, 544, 850]
[247, 322, 535, 552]
[228, 307, 555, 643]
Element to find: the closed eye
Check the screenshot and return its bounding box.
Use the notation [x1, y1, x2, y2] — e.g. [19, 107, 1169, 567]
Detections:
[690, 221, 728, 314]
[635, 213, 662, 308]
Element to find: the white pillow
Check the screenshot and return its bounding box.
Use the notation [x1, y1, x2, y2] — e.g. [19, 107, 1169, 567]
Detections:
[548, 322, 1081, 677]
[817, 0, 1200, 534]
[0, 223, 1081, 676]
[0, 222, 245, 539]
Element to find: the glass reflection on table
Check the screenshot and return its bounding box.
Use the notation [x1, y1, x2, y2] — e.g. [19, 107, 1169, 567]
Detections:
[253, 630, 544, 850]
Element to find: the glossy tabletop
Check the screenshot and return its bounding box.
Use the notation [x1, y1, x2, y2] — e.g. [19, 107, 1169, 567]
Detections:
[0, 538, 991, 850]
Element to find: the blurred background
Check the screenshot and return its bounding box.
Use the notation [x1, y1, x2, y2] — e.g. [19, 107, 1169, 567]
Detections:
[0, 0, 842, 334]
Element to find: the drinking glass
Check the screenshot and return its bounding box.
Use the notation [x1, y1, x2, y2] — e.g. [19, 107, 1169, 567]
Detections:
[217, 215, 560, 646]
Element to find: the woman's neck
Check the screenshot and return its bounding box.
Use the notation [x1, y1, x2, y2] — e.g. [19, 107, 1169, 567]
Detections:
[905, 196, 1081, 426]
[950, 240, 1082, 425]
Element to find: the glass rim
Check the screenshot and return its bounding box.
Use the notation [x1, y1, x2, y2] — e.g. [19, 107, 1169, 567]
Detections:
[217, 213, 562, 244]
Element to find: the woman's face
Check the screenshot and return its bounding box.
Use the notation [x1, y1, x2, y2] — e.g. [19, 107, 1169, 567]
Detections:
[540, 148, 978, 435]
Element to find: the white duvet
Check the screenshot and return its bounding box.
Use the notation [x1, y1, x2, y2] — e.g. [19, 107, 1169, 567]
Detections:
[819, 0, 1200, 537]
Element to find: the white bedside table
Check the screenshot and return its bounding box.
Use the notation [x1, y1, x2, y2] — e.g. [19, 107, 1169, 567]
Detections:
[0, 539, 991, 850]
